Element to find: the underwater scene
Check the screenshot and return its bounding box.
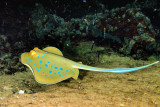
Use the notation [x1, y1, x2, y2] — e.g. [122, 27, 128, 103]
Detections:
[0, 0, 160, 106]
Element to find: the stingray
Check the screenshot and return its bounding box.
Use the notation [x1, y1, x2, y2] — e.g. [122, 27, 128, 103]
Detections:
[21, 47, 159, 85]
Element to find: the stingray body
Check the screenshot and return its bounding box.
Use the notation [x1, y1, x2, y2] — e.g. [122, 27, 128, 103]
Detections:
[21, 47, 159, 85]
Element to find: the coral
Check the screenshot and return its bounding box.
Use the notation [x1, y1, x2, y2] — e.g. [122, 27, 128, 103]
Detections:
[0, 35, 25, 74]
[0, 35, 11, 72]
[91, 7, 156, 58]
[0, 35, 10, 55]
[120, 38, 136, 55]
[29, 5, 157, 59]
[30, 4, 65, 40]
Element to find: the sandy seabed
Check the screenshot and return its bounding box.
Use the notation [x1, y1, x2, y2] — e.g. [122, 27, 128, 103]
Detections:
[0, 62, 160, 107]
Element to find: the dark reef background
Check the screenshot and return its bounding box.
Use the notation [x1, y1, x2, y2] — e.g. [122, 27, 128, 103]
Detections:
[0, 0, 160, 74]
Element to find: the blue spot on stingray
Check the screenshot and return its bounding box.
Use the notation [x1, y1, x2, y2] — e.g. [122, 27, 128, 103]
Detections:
[58, 72, 60, 74]
[43, 72, 44, 73]
[54, 73, 56, 75]
[37, 56, 39, 58]
[33, 60, 34, 62]
[43, 54, 45, 55]
[51, 66, 53, 68]
[42, 56, 44, 57]
[25, 58, 26, 59]
[69, 73, 71, 74]
[63, 72, 64, 73]
[49, 71, 52, 73]
[29, 59, 31, 61]
[66, 73, 67, 75]
[36, 68, 38, 69]
[45, 64, 48, 67]
[60, 68, 63, 70]
[59, 74, 61, 76]
[37, 70, 39, 72]
[40, 67, 42, 69]
[33, 64, 35, 66]
[39, 60, 42, 63]
[27, 55, 28, 56]
[75, 70, 76, 71]
[54, 67, 58, 69]
[50, 76, 52, 78]
[48, 61, 50, 63]
[57, 76, 58, 77]
[45, 75, 47, 77]
[66, 70, 69, 72]
[62, 76, 64, 77]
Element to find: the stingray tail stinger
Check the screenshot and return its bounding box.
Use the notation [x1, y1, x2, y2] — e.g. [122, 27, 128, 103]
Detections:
[72, 61, 159, 73]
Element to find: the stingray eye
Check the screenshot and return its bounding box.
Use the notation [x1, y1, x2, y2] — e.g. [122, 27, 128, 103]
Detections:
[30, 50, 37, 56]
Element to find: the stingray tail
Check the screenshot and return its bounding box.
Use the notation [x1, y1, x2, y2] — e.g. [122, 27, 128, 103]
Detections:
[72, 61, 159, 73]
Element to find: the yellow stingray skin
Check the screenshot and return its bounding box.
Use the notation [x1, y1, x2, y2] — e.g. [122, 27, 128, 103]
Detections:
[21, 47, 79, 85]
[21, 47, 159, 85]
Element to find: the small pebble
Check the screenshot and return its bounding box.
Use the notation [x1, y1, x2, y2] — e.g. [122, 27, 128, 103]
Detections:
[19, 90, 25, 94]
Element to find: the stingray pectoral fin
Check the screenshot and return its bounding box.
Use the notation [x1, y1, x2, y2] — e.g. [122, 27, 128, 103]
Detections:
[72, 68, 79, 80]
[23, 64, 44, 84]
[43, 47, 63, 56]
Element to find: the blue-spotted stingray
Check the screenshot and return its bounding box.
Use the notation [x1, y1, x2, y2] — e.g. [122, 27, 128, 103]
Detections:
[21, 47, 159, 85]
